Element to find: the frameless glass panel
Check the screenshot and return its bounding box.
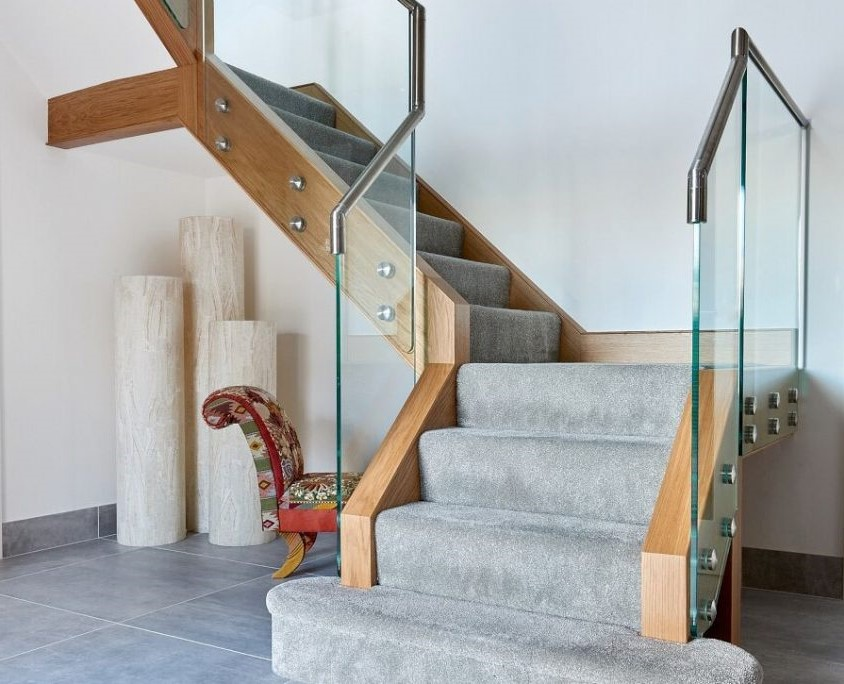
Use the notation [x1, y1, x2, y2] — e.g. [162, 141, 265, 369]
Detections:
[742, 61, 803, 453]
[691, 87, 743, 638]
[162, 0, 190, 28]
[201, 0, 418, 574]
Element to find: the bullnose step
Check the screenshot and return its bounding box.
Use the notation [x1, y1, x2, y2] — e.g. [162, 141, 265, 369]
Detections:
[268, 577, 763, 684]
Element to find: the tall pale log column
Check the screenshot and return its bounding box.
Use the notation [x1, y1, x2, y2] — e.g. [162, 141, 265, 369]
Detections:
[115, 276, 186, 546]
[208, 321, 278, 546]
[181, 217, 244, 532]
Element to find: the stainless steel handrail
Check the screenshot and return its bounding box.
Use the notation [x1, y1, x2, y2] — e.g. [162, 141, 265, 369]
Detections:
[330, 0, 425, 255]
[687, 27, 809, 224]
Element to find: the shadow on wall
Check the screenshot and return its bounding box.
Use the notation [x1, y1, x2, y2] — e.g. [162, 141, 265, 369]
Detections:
[742, 368, 844, 560]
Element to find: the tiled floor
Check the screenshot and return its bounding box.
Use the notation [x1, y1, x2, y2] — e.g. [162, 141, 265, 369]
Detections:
[0, 533, 336, 683]
[0, 536, 841, 683]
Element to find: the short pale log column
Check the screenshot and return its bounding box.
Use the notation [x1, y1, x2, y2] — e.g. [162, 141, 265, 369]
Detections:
[208, 321, 277, 546]
[115, 276, 186, 546]
[181, 217, 244, 532]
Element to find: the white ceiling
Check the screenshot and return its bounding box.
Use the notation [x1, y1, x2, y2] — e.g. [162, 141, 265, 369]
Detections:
[0, 0, 226, 179]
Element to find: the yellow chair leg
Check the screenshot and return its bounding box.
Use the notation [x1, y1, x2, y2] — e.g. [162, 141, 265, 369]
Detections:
[273, 532, 307, 579]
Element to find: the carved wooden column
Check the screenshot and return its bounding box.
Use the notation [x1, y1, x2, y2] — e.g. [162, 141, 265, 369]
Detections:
[181, 217, 244, 532]
[208, 321, 277, 546]
[115, 276, 186, 546]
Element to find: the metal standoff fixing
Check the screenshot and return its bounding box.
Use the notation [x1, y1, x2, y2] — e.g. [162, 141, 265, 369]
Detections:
[768, 418, 781, 436]
[743, 424, 758, 445]
[699, 548, 718, 572]
[788, 387, 799, 404]
[214, 97, 230, 113]
[376, 262, 396, 279]
[768, 392, 781, 409]
[788, 410, 799, 428]
[698, 599, 718, 623]
[214, 136, 231, 152]
[721, 517, 737, 538]
[289, 176, 306, 192]
[744, 396, 757, 416]
[721, 464, 738, 485]
[376, 305, 396, 322]
[289, 217, 307, 233]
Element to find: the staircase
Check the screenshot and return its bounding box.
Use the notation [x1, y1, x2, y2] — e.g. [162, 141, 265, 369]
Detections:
[231, 66, 562, 365]
[270, 363, 760, 683]
[46, 3, 812, 682]
[229, 73, 761, 682]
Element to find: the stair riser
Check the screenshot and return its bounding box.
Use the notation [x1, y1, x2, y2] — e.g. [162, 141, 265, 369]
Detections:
[469, 308, 561, 363]
[419, 430, 671, 525]
[458, 363, 689, 435]
[419, 252, 510, 308]
[376, 508, 643, 629]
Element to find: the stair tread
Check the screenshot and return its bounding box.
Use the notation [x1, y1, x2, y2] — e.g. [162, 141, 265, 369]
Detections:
[273, 107, 377, 166]
[268, 577, 762, 684]
[378, 500, 648, 543]
[367, 200, 464, 258]
[318, 151, 411, 207]
[375, 501, 645, 628]
[418, 251, 510, 308]
[228, 65, 336, 127]
[419, 428, 672, 524]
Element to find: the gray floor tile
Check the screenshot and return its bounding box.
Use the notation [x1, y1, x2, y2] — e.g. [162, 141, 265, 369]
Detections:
[0, 539, 136, 582]
[0, 625, 281, 683]
[158, 532, 339, 577]
[157, 533, 291, 569]
[743, 588, 844, 667]
[126, 575, 281, 658]
[0, 547, 269, 622]
[0, 596, 107, 661]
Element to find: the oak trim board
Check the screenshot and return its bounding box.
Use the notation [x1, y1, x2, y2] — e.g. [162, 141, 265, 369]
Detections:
[641, 370, 738, 643]
[134, 0, 199, 66]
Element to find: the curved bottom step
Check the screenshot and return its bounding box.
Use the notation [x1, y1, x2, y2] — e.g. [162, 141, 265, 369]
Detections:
[268, 577, 762, 684]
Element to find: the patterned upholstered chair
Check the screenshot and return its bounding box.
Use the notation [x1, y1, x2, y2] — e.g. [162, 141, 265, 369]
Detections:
[202, 386, 361, 579]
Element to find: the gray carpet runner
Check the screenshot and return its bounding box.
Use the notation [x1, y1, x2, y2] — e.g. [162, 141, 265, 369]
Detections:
[229, 67, 762, 683]
[229, 63, 560, 364]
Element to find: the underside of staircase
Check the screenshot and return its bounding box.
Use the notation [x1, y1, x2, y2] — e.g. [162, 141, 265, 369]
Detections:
[43, 3, 769, 682]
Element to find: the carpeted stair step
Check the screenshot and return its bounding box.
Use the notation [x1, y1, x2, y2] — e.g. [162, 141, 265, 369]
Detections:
[318, 152, 412, 207]
[228, 65, 336, 127]
[367, 200, 464, 258]
[375, 501, 645, 629]
[269, 578, 762, 684]
[458, 362, 690, 436]
[418, 252, 510, 307]
[274, 107, 377, 166]
[419, 428, 673, 524]
[469, 306, 560, 362]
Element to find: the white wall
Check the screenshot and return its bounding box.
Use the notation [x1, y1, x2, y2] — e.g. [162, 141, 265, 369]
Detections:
[0, 1, 842, 561]
[0, 42, 208, 522]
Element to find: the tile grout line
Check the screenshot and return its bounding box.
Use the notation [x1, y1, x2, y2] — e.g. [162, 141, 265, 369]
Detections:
[119, 624, 272, 662]
[0, 624, 114, 664]
[118, 574, 278, 624]
[1, 535, 105, 561]
[0, 546, 141, 584]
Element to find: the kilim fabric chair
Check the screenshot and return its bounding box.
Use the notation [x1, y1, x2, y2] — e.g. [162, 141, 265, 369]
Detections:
[202, 386, 361, 578]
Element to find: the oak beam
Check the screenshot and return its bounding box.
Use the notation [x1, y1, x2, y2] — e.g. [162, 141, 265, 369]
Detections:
[47, 67, 194, 149]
